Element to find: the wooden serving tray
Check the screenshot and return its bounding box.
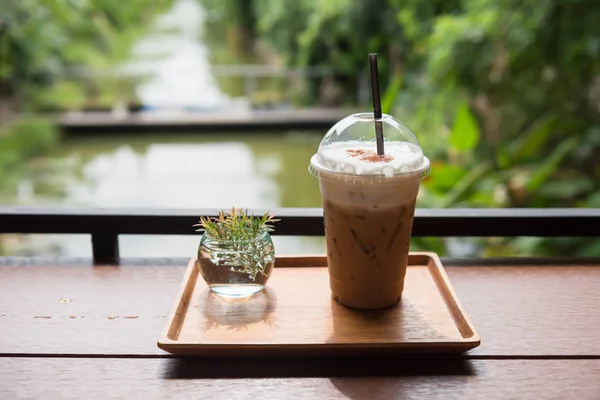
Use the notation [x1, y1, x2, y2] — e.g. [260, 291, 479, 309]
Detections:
[158, 253, 480, 356]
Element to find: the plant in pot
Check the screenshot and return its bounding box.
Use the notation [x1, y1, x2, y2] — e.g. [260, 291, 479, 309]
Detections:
[195, 208, 278, 299]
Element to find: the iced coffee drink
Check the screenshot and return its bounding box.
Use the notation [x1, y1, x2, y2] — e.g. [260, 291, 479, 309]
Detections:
[309, 113, 430, 309]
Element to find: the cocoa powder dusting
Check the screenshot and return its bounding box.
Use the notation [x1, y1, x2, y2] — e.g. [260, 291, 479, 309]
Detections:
[346, 149, 367, 157]
[346, 149, 393, 163]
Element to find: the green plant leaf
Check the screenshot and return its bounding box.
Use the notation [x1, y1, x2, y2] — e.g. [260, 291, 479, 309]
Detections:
[496, 148, 511, 169]
[576, 239, 600, 257]
[424, 163, 466, 191]
[526, 138, 577, 192]
[381, 72, 403, 115]
[509, 114, 557, 164]
[538, 178, 594, 199]
[450, 102, 480, 152]
[585, 192, 600, 207]
[439, 160, 492, 207]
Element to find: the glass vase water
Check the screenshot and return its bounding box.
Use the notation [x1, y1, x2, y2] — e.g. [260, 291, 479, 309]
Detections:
[197, 230, 275, 298]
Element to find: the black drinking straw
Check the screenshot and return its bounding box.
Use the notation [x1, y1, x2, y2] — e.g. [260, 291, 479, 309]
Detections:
[369, 53, 385, 155]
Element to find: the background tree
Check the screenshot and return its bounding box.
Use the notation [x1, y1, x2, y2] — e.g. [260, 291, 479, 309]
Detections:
[0, 0, 174, 115]
[201, 0, 600, 255]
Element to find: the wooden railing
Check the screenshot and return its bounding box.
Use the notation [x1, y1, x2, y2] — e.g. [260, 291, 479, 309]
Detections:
[1, 207, 599, 263]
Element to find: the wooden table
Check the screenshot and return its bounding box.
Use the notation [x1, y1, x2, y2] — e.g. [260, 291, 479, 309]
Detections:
[2, 257, 600, 399]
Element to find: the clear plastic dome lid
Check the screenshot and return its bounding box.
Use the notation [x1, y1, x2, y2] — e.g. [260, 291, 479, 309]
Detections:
[309, 112, 430, 179]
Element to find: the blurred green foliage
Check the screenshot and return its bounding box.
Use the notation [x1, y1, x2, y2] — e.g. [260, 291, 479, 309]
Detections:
[0, 0, 174, 111]
[202, 0, 600, 256]
[0, 0, 174, 195]
[0, 0, 598, 257]
[0, 118, 60, 194]
[0, 119, 58, 166]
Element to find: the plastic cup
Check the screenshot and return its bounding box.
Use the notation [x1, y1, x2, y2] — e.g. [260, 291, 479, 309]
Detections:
[309, 113, 430, 309]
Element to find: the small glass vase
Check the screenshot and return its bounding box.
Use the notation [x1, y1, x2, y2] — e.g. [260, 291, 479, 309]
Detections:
[197, 231, 275, 298]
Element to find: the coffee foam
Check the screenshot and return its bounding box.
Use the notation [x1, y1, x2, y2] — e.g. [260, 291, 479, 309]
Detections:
[314, 141, 425, 177]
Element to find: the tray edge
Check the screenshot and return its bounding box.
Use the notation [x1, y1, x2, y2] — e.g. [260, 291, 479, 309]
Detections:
[423, 252, 481, 347]
[157, 258, 198, 349]
[157, 253, 481, 354]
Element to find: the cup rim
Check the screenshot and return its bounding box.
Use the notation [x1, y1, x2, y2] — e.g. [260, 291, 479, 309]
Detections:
[309, 154, 431, 183]
[351, 112, 394, 122]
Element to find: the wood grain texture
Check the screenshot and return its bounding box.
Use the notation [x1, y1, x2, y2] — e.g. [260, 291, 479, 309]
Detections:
[2, 358, 600, 400]
[1, 261, 600, 356]
[0, 265, 182, 355]
[448, 264, 600, 356]
[159, 255, 479, 356]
